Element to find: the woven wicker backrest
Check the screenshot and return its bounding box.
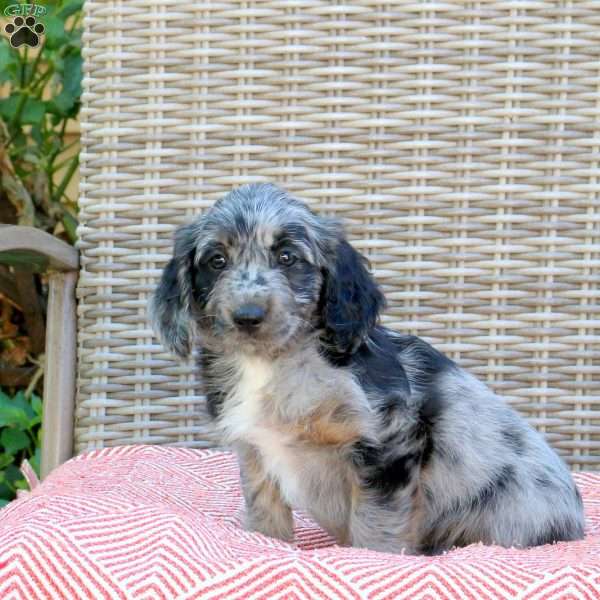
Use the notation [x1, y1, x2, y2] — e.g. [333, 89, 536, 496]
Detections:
[78, 1, 599, 469]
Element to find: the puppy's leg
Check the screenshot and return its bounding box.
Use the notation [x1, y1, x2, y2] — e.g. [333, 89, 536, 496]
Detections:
[237, 443, 294, 542]
[349, 396, 429, 554]
[349, 469, 420, 554]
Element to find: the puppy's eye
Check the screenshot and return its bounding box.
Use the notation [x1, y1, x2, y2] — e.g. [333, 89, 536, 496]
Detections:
[277, 249, 297, 267]
[208, 253, 227, 270]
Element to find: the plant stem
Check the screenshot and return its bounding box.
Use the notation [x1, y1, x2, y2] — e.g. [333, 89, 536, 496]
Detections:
[24, 365, 44, 399]
[51, 140, 80, 169]
[9, 92, 29, 128]
[46, 120, 69, 175]
[68, 12, 83, 33]
[29, 67, 54, 96]
[51, 153, 79, 204]
[57, 119, 68, 145]
[27, 42, 46, 87]
[20, 47, 28, 87]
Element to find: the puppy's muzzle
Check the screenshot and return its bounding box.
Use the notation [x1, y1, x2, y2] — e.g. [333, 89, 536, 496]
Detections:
[232, 303, 267, 333]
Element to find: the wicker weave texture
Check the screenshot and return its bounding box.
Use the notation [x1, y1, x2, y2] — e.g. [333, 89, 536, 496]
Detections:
[78, 1, 600, 468]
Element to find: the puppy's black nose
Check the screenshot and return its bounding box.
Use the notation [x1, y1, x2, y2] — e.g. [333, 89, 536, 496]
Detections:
[232, 304, 266, 331]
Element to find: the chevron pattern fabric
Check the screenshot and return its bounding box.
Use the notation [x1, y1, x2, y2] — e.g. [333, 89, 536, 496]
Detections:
[0, 446, 598, 599]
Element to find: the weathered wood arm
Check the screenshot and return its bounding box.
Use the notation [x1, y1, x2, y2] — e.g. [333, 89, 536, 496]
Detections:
[0, 225, 79, 478]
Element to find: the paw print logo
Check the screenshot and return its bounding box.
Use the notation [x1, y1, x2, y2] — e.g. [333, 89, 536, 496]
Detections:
[4, 15, 45, 48]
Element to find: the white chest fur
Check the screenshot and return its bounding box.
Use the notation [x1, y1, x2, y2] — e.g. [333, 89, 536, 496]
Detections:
[217, 347, 370, 522]
[219, 354, 306, 506]
[220, 354, 273, 441]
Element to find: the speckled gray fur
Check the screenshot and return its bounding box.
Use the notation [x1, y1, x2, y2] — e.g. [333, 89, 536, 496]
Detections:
[151, 183, 585, 554]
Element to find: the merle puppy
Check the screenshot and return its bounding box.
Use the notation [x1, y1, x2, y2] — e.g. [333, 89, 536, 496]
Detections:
[151, 183, 584, 554]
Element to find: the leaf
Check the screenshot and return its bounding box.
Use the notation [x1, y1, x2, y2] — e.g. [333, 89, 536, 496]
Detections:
[4, 464, 23, 485]
[43, 16, 68, 50]
[61, 207, 78, 242]
[45, 90, 74, 117]
[7, 128, 25, 153]
[30, 446, 40, 477]
[0, 42, 15, 83]
[1, 429, 29, 455]
[0, 95, 45, 125]
[14, 479, 28, 490]
[0, 499, 10, 508]
[0, 95, 19, 120]
[11, 391, 36, 421]
[0, 404, 29, 429]
[57, 0, 84, 20]
[31, 123, 43, 145]
[0, 454, 14, 470]
[68, 27, 82, 47]
[0, 392, 31, 429]
[0, 250, 49, 272]
[31, 395, 42, 418]
[21, 98, 45, 125]
[0, 42, 11, 70]
[62, 52, 82, 98]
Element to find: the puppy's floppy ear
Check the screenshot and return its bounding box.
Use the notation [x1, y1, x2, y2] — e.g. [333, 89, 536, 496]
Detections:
[320, 235, 385, 354]
[150, 223, 197, 358]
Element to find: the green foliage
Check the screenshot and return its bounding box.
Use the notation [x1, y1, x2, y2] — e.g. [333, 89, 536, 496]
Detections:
[0, 388, 42, 507]
[0, 1, 82, 506]
[0, 0, 83, 239]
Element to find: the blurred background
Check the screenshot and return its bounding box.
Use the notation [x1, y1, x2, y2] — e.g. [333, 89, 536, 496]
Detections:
[0, 0, 82, 503]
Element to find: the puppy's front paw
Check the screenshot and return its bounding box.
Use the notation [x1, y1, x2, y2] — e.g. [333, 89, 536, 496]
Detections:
[243, 512, 295, 542]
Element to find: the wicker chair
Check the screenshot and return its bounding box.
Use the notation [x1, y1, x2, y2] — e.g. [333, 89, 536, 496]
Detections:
[3, 0, 600, 478]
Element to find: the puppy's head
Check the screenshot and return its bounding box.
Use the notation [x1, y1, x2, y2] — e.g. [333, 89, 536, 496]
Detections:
[151, 183, 384, 357]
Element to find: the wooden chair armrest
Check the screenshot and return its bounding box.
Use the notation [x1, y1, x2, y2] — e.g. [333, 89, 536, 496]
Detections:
[0, 225, 79, 271]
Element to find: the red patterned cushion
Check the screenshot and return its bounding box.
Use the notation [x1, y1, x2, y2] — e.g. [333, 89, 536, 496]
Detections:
[0, 446, 598, 599]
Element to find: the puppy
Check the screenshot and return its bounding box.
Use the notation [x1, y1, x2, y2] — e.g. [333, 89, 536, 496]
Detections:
[151, 183, 585, 554]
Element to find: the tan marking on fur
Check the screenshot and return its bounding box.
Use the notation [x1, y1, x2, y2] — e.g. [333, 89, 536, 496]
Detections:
[279, 402, 363, 447]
